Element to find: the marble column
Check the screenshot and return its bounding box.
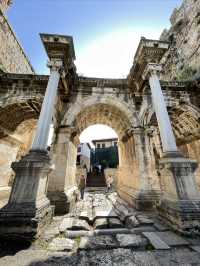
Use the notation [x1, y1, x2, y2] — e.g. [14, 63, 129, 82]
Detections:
[0, 59, 63, 240]
[32, 59, 63, 151]
[144, 63, 200, 234]
[144, 63, 178, 157]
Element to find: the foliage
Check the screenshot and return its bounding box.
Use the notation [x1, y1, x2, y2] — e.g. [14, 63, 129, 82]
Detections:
[177, 66, 196, 81]
[91, 146, 119, 168]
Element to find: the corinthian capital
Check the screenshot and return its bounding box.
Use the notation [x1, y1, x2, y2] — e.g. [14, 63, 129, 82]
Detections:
[47, 59, 64, 74]
[142, 63, 162, 80]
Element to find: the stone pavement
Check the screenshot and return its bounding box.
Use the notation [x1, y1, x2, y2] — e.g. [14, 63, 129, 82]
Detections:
[1, 189, 200, 265]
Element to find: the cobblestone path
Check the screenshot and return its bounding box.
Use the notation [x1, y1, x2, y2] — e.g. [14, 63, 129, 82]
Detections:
[1, 189, 200, 265]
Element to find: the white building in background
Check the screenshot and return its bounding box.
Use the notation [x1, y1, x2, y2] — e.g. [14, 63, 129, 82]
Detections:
[77, 143, 92, 172]
[92, 138, 118, 149]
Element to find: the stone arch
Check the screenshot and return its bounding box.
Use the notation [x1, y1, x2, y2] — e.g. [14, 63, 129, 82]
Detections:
[0, 97, 42, 207]
[140, 101, 200, 144]
[62, 95, 140, 129]
[0, 97, 42, 138]
[48, 94, 159, 212]
[140, 100, 200, 190]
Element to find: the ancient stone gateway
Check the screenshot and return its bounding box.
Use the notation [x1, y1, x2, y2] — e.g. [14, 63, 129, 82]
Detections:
[1, 28, 200, 240]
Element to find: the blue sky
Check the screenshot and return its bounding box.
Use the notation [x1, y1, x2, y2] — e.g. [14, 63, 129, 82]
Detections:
[8, 0, 182, 77]
[8, 0, 183, 142]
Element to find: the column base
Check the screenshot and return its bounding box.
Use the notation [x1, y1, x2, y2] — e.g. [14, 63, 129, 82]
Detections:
[47, 186, 79, 215]
[158, 199, 200, 235]
[158, 156, 200, 235]
[134, 190, 160, 210]
[0, 150, 54, 240]
[118, 185, 160, 210]
[0, 200, 54, 240]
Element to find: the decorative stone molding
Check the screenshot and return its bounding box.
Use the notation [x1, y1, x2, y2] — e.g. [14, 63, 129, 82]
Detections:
[47, 59, 64, 74]
[142, 63, 162, 80]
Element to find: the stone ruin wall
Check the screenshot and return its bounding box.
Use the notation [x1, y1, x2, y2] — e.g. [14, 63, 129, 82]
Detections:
[160, 0, 200, 80]
[0, 5, 34, 74]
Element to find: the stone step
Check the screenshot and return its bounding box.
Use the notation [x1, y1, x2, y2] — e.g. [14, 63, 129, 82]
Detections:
[155, 231, 189, 247]
[65, 228, 133, 238]
[142, 232, 170, 250]
[79, 235, 118, 250]
[59, 217, 91, 232]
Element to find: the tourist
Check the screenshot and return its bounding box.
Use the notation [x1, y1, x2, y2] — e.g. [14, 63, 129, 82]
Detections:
[79, 174, 86, 200]
[106, 175, 113, 193]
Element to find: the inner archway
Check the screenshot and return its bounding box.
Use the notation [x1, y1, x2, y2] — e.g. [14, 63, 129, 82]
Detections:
[48, 100, 159, 213]
[77, 124, 119, 189]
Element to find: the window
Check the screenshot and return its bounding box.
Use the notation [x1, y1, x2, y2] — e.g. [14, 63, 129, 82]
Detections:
[102, 143, 105, 148]
[77, 147, 81, 152]
[97, 144, 100, 148]
[114, 142, 117, 146]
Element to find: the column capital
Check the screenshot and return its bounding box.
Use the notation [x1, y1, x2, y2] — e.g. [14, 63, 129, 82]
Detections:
[142, 63, 162, 80]
[47, 59, 64, 74]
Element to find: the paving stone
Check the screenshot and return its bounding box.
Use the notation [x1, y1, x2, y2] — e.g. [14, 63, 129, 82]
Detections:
[137, 215, 154, 225]
[133, 251, 160, 266]
[116, 234, 147, 248]
[80, 250, 113, 266]
[79, 210, 93, 222]
[111, 248, 135, 266]
[143, 232, 170, 250]
[156, 231, 189, 246]
[131, 226, 156, 234]
[125, 215, 139, 228]
[59, 217, 90, 232]
[42, 226, 60, 241]
[108, 218, 123, 228]
[154, 222, 169, 231]
[154, 248, 200, 266]
[79, 235, 118, 250]
[48, 237, 76, 251]
[93, 218, 109, 229]
[59, 217, 73, 232]
[190, 245, 200, 253]
[72, 219, 91, 231]
[94, 209, 118, 219]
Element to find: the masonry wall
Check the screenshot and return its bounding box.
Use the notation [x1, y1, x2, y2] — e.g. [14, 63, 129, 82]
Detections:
[179, 140, 200, 190]
[0, 8, 34, 74]
[160, 0, 200, 80]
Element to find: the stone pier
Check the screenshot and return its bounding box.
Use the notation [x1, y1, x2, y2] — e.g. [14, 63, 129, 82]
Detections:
[0, 34, 76, 239]
[144, 63, 200, 233]
[48, 126, 78, 215]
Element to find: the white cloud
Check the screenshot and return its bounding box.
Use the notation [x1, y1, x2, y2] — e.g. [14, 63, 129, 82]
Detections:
[79, 124, 118, 147]
[76, 27, 162, 78]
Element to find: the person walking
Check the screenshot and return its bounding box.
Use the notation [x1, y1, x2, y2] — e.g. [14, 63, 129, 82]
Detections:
[79, 174, 86, 200]
[106, 175, 113, 193]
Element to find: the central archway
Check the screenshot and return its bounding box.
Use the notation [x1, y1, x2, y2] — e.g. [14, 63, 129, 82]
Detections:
[48, 97, 160, 214]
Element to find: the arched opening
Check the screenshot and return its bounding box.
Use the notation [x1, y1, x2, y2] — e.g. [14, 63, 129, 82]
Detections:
[143, 103, 200, 190]
[76, 124, 119, 189]
[48, 101, 159, 214]
[0, 98, 42, 207]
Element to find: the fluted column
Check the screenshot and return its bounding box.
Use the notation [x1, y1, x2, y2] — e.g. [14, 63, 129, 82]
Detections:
[32, 59, 63, 151]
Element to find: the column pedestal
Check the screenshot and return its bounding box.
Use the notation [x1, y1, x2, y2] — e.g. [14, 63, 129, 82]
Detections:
[133, 129, 160, 210]
[158, 156, 200, 234]
[0, 150, 54, 240]
[47, 127, 78, 215]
